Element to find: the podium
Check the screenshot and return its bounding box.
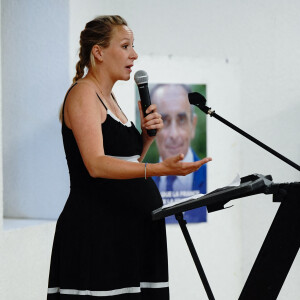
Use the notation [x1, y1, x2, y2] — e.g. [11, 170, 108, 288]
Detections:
[152, 174, 300, 300]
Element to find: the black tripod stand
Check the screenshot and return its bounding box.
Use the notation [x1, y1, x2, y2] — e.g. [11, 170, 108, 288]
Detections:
[153, 174, 300, 299]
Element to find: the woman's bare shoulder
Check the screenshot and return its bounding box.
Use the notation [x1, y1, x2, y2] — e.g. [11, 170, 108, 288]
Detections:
[67, 79, 98, 102]
[64, 79, 103, 125]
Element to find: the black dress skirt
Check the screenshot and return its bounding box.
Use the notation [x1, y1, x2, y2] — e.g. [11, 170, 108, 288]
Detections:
[47, 85, 169, 299]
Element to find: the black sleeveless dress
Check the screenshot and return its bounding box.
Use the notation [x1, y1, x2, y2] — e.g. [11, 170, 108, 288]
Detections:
[47, 84, 169, 299]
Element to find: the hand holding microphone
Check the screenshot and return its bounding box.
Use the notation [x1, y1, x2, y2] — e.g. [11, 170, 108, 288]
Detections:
[134, 70, 212, 174]
[134, 70, 161, 137]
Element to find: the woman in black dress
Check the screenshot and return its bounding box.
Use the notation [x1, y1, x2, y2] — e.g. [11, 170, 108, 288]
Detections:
[47, 15, 211, 299]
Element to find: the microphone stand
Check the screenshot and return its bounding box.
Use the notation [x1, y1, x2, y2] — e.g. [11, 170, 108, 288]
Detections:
[188, 92, 300, 172]
[182, 92, 300, 299]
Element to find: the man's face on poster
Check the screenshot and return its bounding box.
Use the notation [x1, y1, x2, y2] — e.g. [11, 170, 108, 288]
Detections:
[152, 85, 197, 160]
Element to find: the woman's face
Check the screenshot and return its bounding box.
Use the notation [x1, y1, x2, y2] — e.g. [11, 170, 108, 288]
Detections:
[101, 25, 138, 82]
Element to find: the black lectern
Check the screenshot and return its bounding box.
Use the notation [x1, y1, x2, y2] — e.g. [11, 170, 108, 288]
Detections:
[153, 175, 300, 300]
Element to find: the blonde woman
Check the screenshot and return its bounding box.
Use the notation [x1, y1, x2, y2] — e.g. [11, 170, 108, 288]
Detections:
[47, 15, 211, 300]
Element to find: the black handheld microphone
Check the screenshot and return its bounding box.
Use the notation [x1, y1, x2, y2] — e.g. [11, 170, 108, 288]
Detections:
[134, 70, 157, 137]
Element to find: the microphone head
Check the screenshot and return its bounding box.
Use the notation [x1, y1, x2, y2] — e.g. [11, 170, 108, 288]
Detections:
[134, 70, 148, 85]
[188, 92, 207, 107]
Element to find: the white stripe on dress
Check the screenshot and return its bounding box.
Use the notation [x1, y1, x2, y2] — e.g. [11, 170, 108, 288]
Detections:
[140, 282, 169, 288]
[106, 154, 140, 163]
[107, 109, 132, 127]
[48, 282, 169, 296]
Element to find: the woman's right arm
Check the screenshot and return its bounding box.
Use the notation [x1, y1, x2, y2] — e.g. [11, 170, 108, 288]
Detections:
[64, 83, 211, 180]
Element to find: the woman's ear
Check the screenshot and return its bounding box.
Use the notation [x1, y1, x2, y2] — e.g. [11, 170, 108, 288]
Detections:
[91, 45, 103, 63]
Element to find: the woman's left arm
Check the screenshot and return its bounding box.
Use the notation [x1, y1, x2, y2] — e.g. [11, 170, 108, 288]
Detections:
[137, 101, 163, 162]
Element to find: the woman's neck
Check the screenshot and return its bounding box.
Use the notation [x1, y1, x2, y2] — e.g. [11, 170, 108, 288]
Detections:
[86, 69, 115, 99]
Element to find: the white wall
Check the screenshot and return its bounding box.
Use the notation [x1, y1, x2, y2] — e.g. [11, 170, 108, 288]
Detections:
[1, 0, 299, 299]
[0, 0, 2, 233]
[2, 0, 70, 219]
[0, 0, 68, 299]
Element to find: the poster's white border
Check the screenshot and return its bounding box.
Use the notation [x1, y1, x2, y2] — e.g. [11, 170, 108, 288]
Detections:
[114, 55, 241, 190]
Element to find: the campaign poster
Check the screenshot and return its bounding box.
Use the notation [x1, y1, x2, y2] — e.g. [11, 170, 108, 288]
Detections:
[136, 83, 207, 223]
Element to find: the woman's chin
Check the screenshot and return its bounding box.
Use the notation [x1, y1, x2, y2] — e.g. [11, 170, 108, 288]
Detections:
[119, 74, 131, 81]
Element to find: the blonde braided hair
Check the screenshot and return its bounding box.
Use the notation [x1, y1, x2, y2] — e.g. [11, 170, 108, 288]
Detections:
[59, 15, 128, 121]
[72, 15, 127, 83]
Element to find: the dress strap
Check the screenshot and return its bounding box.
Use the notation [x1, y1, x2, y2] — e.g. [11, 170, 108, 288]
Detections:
[96, 93, 107, 110]
[62, 82, 78, 120]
